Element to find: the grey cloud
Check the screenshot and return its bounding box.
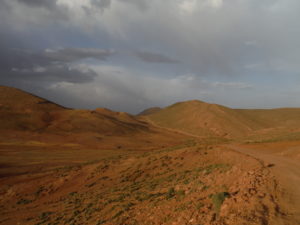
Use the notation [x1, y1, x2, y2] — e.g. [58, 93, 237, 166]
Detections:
[0, 0, 68, 27]
[0, 0, 148, 31]
[16, 0, 57, 9]
[0, 47, 115, 89]
[136, 51, 180, 64]
[82, 0, 112, 14]
[91, 0, 111, 9]
[0, 64, 97, 107]
[90, 0, 149, 11]
[0, 48, 47, 72]
[5, 65, 97, 84]
[44, 48, 115, 62]
[5, 0, 146, 23]
[212, 82, 253, 90]
[40, 66, 255, 113]
[0, 47, 114, 72]
[119, 0, 148, 10]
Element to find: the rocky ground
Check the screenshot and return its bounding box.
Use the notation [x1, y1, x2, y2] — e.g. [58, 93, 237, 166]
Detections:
[0, 140, 285, 225]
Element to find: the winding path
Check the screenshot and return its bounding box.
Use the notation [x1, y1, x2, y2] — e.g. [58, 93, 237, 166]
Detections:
[229, 144, 300, 225]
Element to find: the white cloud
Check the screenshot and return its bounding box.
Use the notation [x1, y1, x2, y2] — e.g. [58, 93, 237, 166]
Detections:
[179, 0, 223, 13]
[179, 0, 198, 13]
[209, 0, 223, 8]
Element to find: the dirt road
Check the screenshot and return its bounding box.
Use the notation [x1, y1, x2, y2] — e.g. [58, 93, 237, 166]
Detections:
[229, 144, 300, 225]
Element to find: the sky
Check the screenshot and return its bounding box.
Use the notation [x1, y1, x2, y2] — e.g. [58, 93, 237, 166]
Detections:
[0, 0, 300, 113]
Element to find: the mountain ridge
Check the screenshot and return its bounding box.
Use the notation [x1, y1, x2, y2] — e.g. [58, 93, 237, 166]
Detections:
[3, 85, 300, 140]
[143, 99, 300, 139]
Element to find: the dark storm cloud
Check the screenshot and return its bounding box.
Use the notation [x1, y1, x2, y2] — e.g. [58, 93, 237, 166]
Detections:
[5, 0, 146, 19]
[16, 0, 57, 9]
[0, 47, 114, 71]
[91, 0, 149, 11]
[0, 47, 115, 87]
[0, 63, 97, 87]
[6, 65, 97, 84]
[135, 51, 180, 64]
[44, 48, 115, 62]
[16, 0, 111, 9]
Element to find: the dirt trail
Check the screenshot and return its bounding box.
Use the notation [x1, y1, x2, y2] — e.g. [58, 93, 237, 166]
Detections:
[229, 144, 300, 225]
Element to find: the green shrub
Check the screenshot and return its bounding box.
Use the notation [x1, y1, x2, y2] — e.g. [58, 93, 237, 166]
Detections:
[211, 192, 230, 214]
[17, 198, 32, 205]
[166, 187, 175, 199]
[176, 190, 185, 197]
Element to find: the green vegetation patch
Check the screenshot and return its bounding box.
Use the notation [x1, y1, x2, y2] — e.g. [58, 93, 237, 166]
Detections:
[17, 198, 33, 205]
[211, 192, 230, 214]
[202, 164, 231, 175]
[166, 187, 176, 199]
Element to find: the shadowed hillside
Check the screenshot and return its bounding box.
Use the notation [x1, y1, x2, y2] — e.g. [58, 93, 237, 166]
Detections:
[138, 107, 162, 116]
[0, 86, 65, 131]
[0, 86, 185, 149]
[0, 86, 147, 134]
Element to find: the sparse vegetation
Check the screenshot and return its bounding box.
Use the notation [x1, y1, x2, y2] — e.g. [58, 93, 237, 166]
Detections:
[0, 86, 291, 225]
[166, 187, 176, 199]
[17, 198, 32, 205]
[211, 192, 230, 214]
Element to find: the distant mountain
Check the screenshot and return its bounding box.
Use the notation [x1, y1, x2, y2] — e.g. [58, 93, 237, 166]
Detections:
[145, 100, 300, 139]
[0, 86, 148, 134]
[138, 107, 162, 116]
[0, 86, 187, 149]
[145, 100, 262, 138]
[2, 86, 300, 143]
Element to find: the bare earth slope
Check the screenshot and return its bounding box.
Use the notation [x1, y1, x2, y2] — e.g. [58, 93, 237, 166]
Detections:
[144, 100, 300, 140]
[0, 86, 65, 131]
[0, 86, 185, 149]
[0, 86, 146, 134]
[145, 100, 264, 138]
[237, 108, 300, 129]
[228, 142, 300, 225]
[0, 141, 284, 225]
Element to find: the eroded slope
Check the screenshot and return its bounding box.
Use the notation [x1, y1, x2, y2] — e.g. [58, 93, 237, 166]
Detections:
[0, 143, 284, 225]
